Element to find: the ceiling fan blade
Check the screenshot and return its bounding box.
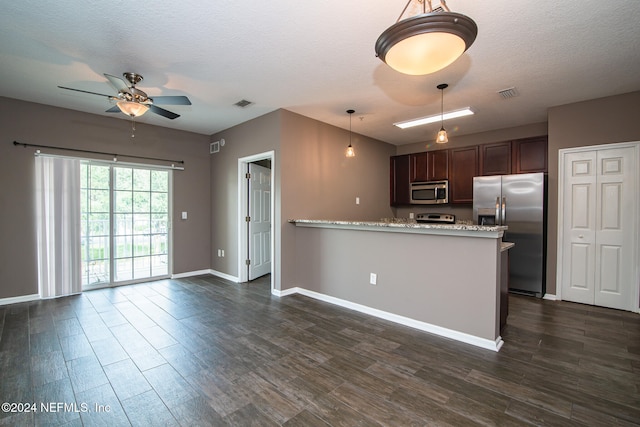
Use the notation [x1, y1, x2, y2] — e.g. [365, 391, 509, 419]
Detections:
[104, 73, 130, 92]
[150, 95, 192, 105]
[105, 106, 120, 113]
[148, 104, 180, 119]
[58, 86, 115, 99]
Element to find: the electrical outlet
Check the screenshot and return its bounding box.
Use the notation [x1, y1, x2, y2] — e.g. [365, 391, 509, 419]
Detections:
[356, 197, 360, 205]
[217, 249, 221, 257]
[221, 249, 225, 257]
[370, 273, 377, 285]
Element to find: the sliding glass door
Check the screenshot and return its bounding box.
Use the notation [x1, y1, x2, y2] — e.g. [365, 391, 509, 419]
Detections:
[81, 162, 171, 288]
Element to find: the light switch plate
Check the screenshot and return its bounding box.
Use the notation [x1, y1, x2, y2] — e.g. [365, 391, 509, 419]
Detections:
[181, 211, 188, 220]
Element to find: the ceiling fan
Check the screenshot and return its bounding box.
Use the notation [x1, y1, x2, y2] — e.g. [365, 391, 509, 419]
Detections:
[58, 72, 191, 120]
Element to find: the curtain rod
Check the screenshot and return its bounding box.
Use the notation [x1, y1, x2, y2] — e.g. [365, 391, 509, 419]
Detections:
[13, 141, 185, 166]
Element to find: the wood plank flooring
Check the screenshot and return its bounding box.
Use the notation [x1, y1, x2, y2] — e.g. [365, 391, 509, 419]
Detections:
[1, 274, 639, 426]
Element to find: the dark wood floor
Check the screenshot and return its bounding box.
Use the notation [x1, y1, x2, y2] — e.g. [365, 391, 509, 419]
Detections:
[1, 275, 639, 426]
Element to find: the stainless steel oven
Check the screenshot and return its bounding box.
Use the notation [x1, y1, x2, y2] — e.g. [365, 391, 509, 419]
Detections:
[410, 180, 449, 204]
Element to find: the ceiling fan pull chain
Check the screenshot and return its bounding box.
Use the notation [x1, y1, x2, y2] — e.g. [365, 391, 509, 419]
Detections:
[131, 116, 136, 138]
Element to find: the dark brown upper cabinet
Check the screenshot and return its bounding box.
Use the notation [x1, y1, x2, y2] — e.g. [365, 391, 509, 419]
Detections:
[512, 136, 548, 174]
[449, 146, 479, 204]
[480, 141, 512, 175]
[410, 150, 449, 182]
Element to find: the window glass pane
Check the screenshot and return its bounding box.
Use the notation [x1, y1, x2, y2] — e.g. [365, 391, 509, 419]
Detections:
[134, 256, 151, 279]
[88, 213, 109, 235]
[151, 192, 168, 213]
[151, 234, 167, 255]
[133, 191, 150, 213]
[151, 255, 168, 276]
[151, 170, 168, 192]
[114, 167, 132, 191]
[89, 189, 110, 213]
[151, 214, 168, 234]
[133, 169, 150, 191]
[114, 235, 132, 258]
[90, 165, 110, 189]
[85, 260, 109, 285]
[133, 235, 150, 257]
[114, 190, 132, 213]
[133, 214, 150, 234]
[113, 213, 133, 236]
[115, 258, 132, 282]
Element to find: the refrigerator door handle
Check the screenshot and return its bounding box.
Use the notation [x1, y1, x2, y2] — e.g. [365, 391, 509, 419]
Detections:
[502, 197, 507, 225]
[495, 197, 500, 224]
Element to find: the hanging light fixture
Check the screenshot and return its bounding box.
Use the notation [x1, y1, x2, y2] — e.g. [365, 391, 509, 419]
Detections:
[375, 0, 477, 76]
[116, 100, 149, 117]
[436, 83, 448, 144]
[346, 109, 356, 158]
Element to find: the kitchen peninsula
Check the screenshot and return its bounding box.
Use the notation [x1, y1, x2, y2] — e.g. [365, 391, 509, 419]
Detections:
[288, 219, 510, 351]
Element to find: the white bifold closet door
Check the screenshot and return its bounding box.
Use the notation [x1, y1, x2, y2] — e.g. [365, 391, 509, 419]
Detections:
[560, 144, 637, 310]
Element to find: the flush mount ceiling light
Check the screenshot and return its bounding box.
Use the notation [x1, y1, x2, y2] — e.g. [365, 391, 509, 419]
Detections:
[393, 106, 473, 129]
[375, 0, 477, 75]
[345, 109, 356, 158]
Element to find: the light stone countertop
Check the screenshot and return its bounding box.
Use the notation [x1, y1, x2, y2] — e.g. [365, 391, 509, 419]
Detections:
[289, 219, 507, 239]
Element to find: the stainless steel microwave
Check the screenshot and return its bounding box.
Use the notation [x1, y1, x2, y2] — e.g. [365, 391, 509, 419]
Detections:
[410, 180, 449, 204]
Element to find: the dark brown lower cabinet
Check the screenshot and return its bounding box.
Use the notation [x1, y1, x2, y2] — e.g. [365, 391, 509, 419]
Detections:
[449, 146, 478, 204]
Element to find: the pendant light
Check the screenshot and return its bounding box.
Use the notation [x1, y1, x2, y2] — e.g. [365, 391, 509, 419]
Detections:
[436, 83, 448, 144]
[375, 0, 477, 76]
[346, 109, 356, 158]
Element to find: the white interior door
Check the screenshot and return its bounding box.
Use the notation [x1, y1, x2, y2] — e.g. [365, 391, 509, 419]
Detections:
[248, 162, 271, 280]
[594, 147, 635, 309]
[562, 151, 597, 304]
[560, 145, 637, 311]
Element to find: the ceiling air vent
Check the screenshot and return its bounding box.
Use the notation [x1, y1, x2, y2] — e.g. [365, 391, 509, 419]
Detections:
[498, 87, 519, 99]
[234, 99, 253, 108]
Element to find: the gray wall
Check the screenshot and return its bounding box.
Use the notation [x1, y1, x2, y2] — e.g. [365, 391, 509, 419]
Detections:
[294, 226, 501, 341]
[210, 109, 395, 291]
[0, 97, 211, 299]
[546, 91, 640, 296]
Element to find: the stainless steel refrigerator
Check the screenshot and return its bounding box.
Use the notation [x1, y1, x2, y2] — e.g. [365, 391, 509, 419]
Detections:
[473, 173, 546, 297]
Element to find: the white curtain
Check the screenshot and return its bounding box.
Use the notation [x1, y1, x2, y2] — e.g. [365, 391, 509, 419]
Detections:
[35, 156, 82, 298]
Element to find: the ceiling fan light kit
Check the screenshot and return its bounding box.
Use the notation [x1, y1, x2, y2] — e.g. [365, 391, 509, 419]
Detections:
[375, 0, 477, 75]
[117, 100, 149, 117]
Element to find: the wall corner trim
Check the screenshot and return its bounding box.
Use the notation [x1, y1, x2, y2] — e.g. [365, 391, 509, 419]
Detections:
[171, 269, 240, 283]
[0, 293, 40, 306]
[277, 287, 503, 352]
[543, 293, 558, 301]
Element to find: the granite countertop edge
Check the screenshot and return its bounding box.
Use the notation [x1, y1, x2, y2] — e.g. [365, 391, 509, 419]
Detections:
[288, 219, 507, 233]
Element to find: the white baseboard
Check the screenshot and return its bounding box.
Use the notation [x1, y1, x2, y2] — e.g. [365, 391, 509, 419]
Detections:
[208, 269, 240, 283]
[543, 293, 557, 301]
[171, 269, 240, 283]
[171, 269, 212, 279]
[0, 293, 40, 306]
[276, 287, 503, 352]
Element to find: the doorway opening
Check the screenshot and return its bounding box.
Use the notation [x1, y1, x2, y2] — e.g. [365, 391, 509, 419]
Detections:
[238, 151, 275, 293]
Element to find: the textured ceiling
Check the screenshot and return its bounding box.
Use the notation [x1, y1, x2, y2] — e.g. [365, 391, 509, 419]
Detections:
[1, 1, 639, 145]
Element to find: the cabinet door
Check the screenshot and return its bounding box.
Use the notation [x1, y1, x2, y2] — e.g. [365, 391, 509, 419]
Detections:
[449, 146, 479, 204]
[410, 150, 449, 181]
[390, 155, 410, 205]
[428, 150, 449, 181]
[513, 136, 548, 173]
[410, 152, 428, 182]
[480, 141, 511, 175]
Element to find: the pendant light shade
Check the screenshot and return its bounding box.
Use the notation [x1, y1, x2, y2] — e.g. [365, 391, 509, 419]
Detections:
[345, 109, 356, 158]
[436, 83, 448, 144]
[375, 1, 477, 76]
